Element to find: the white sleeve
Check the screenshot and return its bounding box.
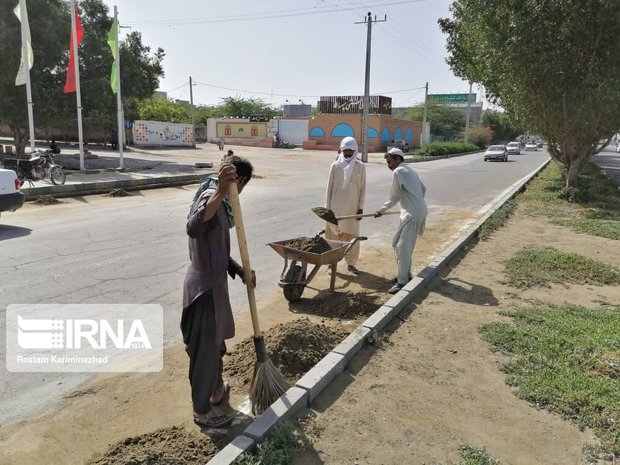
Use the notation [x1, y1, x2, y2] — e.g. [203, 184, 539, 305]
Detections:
[380, 171, 401, 212]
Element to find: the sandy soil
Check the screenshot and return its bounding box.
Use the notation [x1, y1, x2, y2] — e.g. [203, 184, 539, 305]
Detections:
[1, 204, 617, 465]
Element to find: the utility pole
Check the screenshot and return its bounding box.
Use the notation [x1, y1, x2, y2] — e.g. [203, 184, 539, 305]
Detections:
[189, 76, 196, 148]
[356, 12, 386, 163]
[422, 81, 428, 146]
[464, 81, 472, 143]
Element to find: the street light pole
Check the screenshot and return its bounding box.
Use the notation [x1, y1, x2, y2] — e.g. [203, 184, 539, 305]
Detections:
[422, 81, 428, 146]
[189, 75, 196, 148]
[464, 81, 472, 143]
[356, 12, 386, 163]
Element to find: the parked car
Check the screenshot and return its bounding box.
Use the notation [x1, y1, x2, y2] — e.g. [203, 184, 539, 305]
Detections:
[484, 145, 508, 162]
[387, 140, 410, 153]
[525, 141, 538, 151]
[506, 141, 521, 155]
[0, 168, 25, 217]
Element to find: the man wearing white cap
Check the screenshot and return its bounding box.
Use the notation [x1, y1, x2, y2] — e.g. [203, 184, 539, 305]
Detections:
[324, 136, 366, 274]
[375, 147, 427, 294]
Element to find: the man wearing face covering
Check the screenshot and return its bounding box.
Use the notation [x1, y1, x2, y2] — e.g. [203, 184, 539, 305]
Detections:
[324, 136, 366, 274]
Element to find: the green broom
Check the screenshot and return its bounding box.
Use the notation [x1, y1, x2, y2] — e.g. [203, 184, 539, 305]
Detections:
[228, 182, 289, 415]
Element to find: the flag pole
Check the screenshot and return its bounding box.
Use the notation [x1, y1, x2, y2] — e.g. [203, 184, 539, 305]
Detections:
[70, 0, 85, 171]
[114, 6, 124, 169]
[18, 0, 36, 154]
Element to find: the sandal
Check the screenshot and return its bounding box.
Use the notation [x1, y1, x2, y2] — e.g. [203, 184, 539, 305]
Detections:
[210, 381, 230, 405]
[193, 407, 233, 428]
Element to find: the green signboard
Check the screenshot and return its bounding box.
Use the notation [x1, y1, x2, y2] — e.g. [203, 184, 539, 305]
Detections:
[428, 93, 474, 104]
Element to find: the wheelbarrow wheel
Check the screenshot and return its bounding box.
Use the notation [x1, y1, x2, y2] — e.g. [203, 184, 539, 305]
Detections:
[282, 264, 305, 302]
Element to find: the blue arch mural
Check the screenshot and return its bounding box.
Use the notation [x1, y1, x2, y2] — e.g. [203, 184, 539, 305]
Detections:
[309, 127, 325, 137]
[394, 128, 403, 140]
[331, 123, 355, 137]
[405, 129, 413, 141]
[368, 128, 379, 138]
[381, 128, 391, 142]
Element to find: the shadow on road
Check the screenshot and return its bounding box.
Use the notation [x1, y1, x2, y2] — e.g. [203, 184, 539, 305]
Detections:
[0, 224, 32, 240]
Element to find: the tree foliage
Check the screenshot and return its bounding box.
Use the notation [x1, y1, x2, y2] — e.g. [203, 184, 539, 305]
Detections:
[481, 110, 523, 143]
[210, 96, 279, 119]
[408, 103, 465, 137]
[137, 98, 192, 123]
[439, 0, 620, 187]
[0, 0, 164, 155]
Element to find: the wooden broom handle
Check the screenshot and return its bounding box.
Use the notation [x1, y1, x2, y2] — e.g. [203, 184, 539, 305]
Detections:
[337, 211, 400, 220]
[228, 182, 262, 338]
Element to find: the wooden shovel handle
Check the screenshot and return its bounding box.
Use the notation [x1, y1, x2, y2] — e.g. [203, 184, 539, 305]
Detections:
[337, 211, 400, 220]
[228, 182, 262, 338]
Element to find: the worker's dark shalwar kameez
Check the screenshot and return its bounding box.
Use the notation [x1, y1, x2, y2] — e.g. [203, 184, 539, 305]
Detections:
[181, 187, 242, 416]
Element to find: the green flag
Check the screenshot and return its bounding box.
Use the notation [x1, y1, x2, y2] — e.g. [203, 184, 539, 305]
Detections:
[107, 19, 118, 93]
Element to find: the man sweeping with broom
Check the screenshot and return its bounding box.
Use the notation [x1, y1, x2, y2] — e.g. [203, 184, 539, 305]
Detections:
[181, 156, 256, 428]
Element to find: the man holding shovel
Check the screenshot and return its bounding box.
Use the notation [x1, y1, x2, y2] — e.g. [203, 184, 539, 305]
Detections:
[182, 156, 255, 428]
[324, 136, 367, 274]
[375, 148, 428, 294]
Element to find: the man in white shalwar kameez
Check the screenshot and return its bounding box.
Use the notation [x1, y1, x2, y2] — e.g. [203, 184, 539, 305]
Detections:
[375, 148, 427, 294]
[325, 137, 366, 274]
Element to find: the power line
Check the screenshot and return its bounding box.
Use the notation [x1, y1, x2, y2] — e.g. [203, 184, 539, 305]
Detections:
[124, 0, 424, 27]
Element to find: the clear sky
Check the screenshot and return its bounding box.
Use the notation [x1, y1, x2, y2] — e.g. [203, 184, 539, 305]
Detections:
[100, 0, 472, 109]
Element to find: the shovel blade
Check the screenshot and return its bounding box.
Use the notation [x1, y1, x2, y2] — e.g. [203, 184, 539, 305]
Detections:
[311, 207, 338, 226]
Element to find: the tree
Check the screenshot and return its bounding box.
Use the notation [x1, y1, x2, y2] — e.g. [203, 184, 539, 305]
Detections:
[467, 125, 493, 148]
[0, 0, 164, 155]
[481, 110, 522, 143]
[137, 98, 191, 123]
[408, 103, 465, 138]
[211, 96, 278, 119]
[439, 0, 620, 187]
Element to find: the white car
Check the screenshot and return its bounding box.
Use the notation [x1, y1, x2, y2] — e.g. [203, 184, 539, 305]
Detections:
[484, 145, 508, 162]
[525, 142, 538, 151]
[0, 168, 25, 217]
[506, 141, 521, 155]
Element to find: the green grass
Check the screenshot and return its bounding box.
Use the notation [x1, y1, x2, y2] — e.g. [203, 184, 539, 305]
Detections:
[233, 423, 302, 465]
[479, 199, 517, 240]
[459, 443, 501, 465]
[505, 248, 620, 289]
[480, 304, 620, 458]
[521, 162, 620, 240]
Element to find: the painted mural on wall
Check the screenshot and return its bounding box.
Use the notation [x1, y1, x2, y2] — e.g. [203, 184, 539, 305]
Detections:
[132, 121, 193, 146]
[217, 122, 267, 138]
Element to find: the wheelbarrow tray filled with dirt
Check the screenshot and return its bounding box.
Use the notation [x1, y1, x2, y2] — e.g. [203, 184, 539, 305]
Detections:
[267, 238, 351, 266]
[267, 235, 367, 302]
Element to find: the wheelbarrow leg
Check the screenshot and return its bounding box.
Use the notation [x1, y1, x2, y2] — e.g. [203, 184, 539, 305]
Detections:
[329, 264, 337, 291]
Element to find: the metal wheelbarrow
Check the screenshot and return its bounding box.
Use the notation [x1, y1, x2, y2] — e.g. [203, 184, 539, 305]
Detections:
[267, 235, 367, 302]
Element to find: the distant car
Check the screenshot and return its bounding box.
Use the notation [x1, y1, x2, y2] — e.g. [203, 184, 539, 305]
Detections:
[484, 145, 508, 162]
[0, 168, 25, 217]
[616, 144, 620, 153]
[506, 141, 521, 155]
[525, 142, 538, 151]
[536, 140, 543, 148]
[388, 140, 410, 153]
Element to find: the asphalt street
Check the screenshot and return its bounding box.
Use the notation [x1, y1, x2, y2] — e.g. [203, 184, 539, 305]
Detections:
[0, 146, 549, 422]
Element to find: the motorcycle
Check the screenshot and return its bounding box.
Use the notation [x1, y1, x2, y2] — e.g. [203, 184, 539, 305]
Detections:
[2, 149, 66, 186]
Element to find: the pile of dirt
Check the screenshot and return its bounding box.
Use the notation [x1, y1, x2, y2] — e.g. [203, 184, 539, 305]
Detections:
[104, 188, 133, 197]
[225, 318, 349, 385]
[290, 291, 383, 320]
[86, 426, 218, 465]
[33, 195, 61, 205]
[287, 236, 331, 254]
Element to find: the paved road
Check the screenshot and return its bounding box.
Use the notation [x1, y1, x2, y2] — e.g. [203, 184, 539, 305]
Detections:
[0, 147, 548, 422]
[594, 146, 620, 184]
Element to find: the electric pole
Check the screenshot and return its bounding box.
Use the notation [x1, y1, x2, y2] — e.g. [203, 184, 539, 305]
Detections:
[464, 81, 472, 143]
[422, 81, 428, 146]
[356, 12, 386, 163]
[189, 76, 196, 148]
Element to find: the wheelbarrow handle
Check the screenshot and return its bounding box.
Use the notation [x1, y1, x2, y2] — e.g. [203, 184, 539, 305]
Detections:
[337, 211, 400, 220]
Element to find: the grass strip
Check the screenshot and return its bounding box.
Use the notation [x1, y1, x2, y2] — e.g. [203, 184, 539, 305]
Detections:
[233, 423, 302, 465]
[505, 248, 620, 289]
[480, 304, 620, 458]
[459, 443, 501, 465]
[479, 199, 517, 240]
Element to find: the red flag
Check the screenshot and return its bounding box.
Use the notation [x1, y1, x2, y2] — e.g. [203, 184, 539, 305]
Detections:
[64, 9, 83, 93]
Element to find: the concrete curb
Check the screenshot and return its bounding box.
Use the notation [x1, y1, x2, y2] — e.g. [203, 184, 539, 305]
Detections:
[20, 172, 211, 200]
[206, 157, 551, 464]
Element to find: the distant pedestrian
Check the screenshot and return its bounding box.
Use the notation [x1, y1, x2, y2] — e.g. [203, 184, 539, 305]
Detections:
[218, 136, 225, 151]
[227, 149, 234, 157]
[324, 136, 366, 275]
[375, 148, 427, 294]
[110, 130, 118, 150]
